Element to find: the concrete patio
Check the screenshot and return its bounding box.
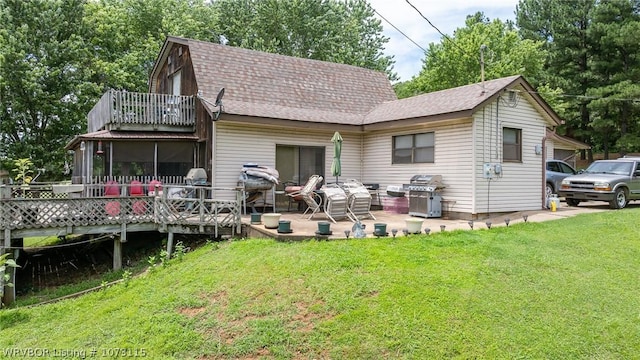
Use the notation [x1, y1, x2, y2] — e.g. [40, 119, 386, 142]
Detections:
[242, 202, 609, 241]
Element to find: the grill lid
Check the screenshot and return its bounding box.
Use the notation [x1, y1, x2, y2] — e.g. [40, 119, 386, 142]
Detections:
[410, 174, 442, 185]
[186, 168, 207, 181]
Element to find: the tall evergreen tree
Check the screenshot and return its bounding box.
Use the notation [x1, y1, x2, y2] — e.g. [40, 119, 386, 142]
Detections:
[586, 0, 640, 156]
[517, 0, 599, 159]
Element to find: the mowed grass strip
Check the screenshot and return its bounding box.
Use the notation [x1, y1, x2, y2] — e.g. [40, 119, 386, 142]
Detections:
[1, 208, 639, 359]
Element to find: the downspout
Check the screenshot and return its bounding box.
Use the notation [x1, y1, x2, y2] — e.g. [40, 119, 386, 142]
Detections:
[472, 111, 478, 215]
[360, 132, 365, 181]
[211, 119, 216, 188]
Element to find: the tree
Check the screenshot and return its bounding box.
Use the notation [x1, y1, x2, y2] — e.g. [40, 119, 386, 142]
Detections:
[83, 0, 217, 92]
[0, 0, 97, 180]
[517, 0, 597, 159]
[586, 0, 640, 156]
[517, 0, 640, 159]
[209, 0, 396, 80]
[398, 12, 546, 97]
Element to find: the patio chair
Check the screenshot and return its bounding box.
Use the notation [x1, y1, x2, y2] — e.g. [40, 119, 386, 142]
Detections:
[104, 181, 121, 216]
[129, 180, 144, 196]
[320, 184, 349, 223]
[343, 179, 376, 222]
[283, 181, 303, 211]
[148, 180, 163, 196]
[287, 175, 323, 219]
[104, 180, 120, 196]
[129, 180, 146, 215]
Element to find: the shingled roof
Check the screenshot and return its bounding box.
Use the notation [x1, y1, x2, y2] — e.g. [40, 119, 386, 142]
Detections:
[364, 75, 517, 123]
[366, 75, 562, 127]
[165, 36, 397, 125]
[152, 37, 561, 128]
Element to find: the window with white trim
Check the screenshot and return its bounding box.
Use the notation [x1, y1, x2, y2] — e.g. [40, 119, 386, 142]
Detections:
[392, 132, 434, 164]
[503, 127, 522, 162]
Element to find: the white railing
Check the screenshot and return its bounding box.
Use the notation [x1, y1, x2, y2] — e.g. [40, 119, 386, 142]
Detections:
[88, 90, 196, 132]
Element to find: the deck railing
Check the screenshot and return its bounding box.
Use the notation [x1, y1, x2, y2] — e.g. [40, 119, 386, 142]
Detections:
[0, 184, 242, 237]
[88, 90, 196, 132]
[85, 176, 186, 197]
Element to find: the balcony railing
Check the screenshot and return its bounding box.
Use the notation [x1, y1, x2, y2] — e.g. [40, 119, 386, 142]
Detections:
[88, 90, 196, 133]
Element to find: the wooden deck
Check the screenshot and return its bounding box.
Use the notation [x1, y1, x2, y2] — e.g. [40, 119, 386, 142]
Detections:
[0, 184, 242, 241]
[0, 183, 243, 304]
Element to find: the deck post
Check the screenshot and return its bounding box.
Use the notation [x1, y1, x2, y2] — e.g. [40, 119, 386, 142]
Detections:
[1, 228, 15, 305]
[120, 223, 127, 243]
[113, 236, 122, 271]
[166, 232, 174, 259]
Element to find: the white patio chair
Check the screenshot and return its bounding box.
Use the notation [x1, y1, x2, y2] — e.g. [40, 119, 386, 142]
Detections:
[343, 179, 376, 222]
[320, 184, 349, 223]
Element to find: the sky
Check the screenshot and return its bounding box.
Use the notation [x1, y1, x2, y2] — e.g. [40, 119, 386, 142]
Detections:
[367, 0, 520, 82]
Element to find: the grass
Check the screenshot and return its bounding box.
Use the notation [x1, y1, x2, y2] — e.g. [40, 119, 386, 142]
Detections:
[2, 209, 640, 359]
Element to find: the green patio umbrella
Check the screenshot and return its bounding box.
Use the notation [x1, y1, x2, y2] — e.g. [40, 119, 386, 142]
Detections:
[331, 131, 343, 183]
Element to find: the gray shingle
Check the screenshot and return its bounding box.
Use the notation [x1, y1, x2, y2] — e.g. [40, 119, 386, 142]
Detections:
[364, 76, 522, 124]
[181, 37, 396, 125]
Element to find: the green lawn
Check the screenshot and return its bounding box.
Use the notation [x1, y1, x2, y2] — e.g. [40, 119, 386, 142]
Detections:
[1, 209, 639, 359]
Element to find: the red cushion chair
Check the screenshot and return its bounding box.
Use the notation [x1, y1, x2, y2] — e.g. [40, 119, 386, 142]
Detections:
[104, 181, 120, 197]
[130, 180, 144, 196]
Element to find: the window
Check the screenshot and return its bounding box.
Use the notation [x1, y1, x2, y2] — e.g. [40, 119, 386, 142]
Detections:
[393, 132, 434, 164]
[503, 127, 522, 162]
[171, 70, 181, 95]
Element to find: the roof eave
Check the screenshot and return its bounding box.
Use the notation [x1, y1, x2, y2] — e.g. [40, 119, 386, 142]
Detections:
[363, 110, 474, 131]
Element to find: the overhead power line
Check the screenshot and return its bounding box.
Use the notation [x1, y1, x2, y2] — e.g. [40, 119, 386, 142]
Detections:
[404, 0, 479, 62]
[372, 8, 427, 53]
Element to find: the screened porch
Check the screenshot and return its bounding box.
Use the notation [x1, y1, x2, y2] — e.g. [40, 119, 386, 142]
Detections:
[71, 139, 201, 188]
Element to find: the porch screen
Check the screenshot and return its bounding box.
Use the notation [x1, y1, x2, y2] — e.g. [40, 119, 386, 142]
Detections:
[157, 141, 193, 176]
[112, 142, 154, 176]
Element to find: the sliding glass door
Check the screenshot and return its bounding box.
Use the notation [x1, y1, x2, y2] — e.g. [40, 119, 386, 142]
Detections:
[276, 145, 325, 186]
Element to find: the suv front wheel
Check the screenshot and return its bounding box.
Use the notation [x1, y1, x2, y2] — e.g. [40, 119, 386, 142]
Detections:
[610, 188, 628, 209]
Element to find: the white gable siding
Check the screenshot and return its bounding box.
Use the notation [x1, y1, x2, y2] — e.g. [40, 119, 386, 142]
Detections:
[362, 120, 475, 213]
[213, 123, 363, 201]
[472, 93, 546, 214]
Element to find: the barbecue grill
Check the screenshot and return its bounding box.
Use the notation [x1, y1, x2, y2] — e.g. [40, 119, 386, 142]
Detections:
[407, 175, 444, 218]
[186, 168, 208, 186]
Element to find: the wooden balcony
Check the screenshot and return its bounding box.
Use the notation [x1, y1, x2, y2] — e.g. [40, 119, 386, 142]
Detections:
[88, 90, 196, 133]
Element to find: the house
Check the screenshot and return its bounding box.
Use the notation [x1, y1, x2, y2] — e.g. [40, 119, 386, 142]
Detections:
[69, 36, 585, 219]
[545, 130, 590, 169]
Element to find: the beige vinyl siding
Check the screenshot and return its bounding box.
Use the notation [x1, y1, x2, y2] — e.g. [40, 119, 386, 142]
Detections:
[362, 120, 475, 213]
[546, 140, 556, 160]
[473, 92, 546, 214]
[213, 122, 363, 201]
